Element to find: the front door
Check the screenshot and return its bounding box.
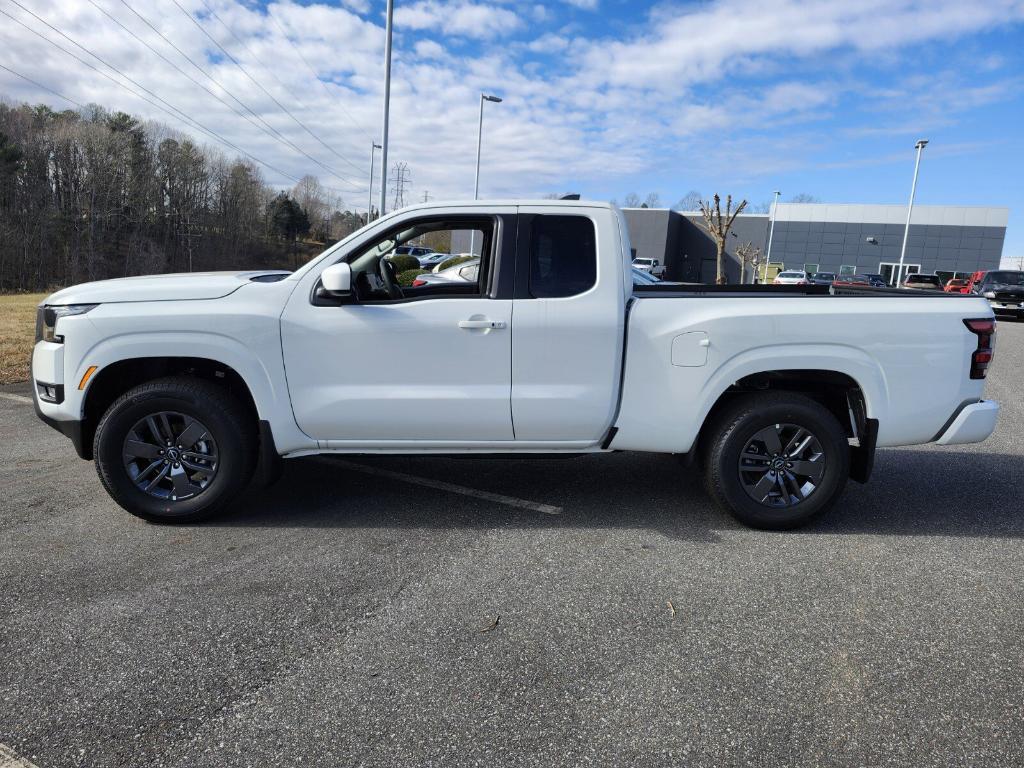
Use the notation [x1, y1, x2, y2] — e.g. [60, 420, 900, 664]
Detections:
[280, 212, 515, 443]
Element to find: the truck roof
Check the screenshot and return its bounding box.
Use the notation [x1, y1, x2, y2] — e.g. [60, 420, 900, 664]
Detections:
[392, 199, 617, 214]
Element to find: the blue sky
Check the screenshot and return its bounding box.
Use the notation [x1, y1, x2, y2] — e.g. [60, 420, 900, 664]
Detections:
[1, 0, 1023, 262]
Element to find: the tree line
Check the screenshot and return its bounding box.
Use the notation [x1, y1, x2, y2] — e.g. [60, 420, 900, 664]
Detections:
[0, 100, 369, 293]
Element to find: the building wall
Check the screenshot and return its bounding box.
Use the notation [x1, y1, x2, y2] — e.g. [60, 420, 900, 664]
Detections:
[622, 204, 1008, 284]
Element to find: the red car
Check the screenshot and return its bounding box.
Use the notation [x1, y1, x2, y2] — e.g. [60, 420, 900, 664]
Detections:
[944, 278, 971, 294]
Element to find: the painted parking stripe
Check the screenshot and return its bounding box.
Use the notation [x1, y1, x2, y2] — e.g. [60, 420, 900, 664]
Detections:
[0, 744, 40, 768]
[318, 458, 562, 516]
[0, 392, 33, 405]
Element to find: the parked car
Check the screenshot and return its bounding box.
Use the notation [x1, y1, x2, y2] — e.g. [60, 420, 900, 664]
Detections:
[632, 257, 667, 278]
[773, 270, 809, 285]
[862, 273, 886, 288]
[417, 251, 450, 269]
[388, 245, 434, 261]
[32, 199, 999, 531]
[944, 278, 971, 294]
[968, 270, 1024, 319]
[903, 273, 944, 290]
[831, 274, 873, 287]
[808, 272, 836, 285]
[412, 259, 480, 286]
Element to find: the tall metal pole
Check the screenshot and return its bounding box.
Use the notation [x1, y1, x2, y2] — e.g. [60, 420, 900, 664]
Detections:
[377, 0, 394, 218]
[896, 139, 928, 287]
[367, 142, 380, 224]
[764, 190, 781, 280]
[474, 94, 485, 200]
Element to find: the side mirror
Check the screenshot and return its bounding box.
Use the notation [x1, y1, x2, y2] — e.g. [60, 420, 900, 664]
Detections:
[321, 262, 352, 297]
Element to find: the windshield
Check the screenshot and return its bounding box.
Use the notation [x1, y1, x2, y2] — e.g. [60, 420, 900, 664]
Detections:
[986, 271, 1024, 286]
[778, 272, 803, 278]
[634, 258, 653, 266]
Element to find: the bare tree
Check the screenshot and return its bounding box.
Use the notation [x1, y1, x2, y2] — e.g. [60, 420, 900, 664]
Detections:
[623, 192, 641, 208]
[673, 190, 702, 211]
[643, 192, 661, 208]
[788, 193, 820, 203]
[735, 241, 761, 285]
[698, 193, 748, 284]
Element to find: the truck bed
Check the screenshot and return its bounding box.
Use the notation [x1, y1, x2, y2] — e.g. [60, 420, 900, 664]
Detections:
[632, 283, 977, 298]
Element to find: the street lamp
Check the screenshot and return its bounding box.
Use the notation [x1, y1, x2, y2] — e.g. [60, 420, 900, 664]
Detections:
[896, 139, 928, 287]
[377, 0, 394, 218]
[470, 93, 502, 255]
[764, 190, 781, 277]
[367, 141, 381, 223]
[474, 94, 503, 200]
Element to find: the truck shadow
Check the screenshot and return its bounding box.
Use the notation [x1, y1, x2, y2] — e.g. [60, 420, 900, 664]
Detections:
[220, 447, 1024, 540]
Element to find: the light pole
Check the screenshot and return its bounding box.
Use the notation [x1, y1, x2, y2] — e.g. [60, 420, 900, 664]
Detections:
[377, 0, 394, 219]
[470, 93, 501, 255]
[474, 94, 502, 200]
[896, 139, 928, 287]
[367, 141, 381, 223]
[764, 190, 781, 277]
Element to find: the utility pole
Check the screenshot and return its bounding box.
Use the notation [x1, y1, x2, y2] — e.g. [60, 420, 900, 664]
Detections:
[421, 190, 431, 203]
[367, 141, 381, 224]
[377, 0, 394, 218]
[896, 139, 929, 288]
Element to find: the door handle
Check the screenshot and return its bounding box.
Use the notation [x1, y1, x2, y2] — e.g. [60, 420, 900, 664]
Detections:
[458, 319, 506, 330]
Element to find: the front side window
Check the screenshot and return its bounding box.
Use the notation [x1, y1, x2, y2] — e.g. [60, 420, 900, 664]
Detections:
[529, 215, 597, 298]
[343, 217, 493, 301]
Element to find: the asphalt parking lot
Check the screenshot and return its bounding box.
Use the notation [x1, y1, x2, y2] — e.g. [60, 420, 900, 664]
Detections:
[2, 323, 1023, 768]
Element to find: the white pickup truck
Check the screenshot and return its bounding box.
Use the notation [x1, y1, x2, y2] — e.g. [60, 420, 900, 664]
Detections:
[32, 200, 1000, 529]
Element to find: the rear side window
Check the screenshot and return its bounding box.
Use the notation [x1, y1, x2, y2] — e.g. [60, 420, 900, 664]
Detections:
[529, 215, 597, 298]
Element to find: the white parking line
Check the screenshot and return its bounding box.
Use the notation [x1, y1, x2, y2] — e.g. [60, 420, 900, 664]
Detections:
[0, 392, 33, 405]
[318, 458, 562, 515]
[0, 744, 40, 768]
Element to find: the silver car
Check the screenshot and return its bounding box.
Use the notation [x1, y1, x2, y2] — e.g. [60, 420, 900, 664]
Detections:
[413, 259, 480, 286]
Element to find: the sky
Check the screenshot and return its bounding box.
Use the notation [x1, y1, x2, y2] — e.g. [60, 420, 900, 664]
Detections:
[1, 0, 1023, 264]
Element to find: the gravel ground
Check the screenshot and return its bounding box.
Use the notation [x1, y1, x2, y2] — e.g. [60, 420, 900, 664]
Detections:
[1, 322, 1022, 768]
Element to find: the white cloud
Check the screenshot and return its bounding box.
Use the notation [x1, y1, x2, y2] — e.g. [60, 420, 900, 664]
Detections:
[0, 0, 1021, 213]
[394, 0, 523, 39]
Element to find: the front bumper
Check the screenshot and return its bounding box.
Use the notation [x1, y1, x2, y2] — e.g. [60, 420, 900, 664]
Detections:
[988, 298, 1024, 317]
[31, 341, 91, 459]
[936, 400, 1000, 446]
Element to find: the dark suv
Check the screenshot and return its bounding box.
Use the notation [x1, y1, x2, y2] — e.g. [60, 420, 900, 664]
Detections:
[971, 270, 1024, 319]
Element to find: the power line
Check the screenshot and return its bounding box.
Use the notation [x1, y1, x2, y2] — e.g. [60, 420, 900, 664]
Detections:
[264, 4, 375, 144]
[200, 0, 374, 150]
[169, 0, 367, 179]
[0, 6, 312, 193]
[81, 0, 365, 192]
[0, 62, 87, 110]
[1, 0, 367, 203]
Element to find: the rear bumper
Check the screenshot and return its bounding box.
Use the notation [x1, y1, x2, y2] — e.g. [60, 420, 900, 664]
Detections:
[936, 400, 1000, 446]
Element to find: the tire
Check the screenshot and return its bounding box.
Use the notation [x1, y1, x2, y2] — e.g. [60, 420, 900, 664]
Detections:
[93, 376, 256, 523]
[702, 392, 850, 530]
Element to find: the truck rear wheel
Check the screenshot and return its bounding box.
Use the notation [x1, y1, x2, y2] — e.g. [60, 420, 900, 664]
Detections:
[93, 377, 256, 523]
[702, 392, 849, 530]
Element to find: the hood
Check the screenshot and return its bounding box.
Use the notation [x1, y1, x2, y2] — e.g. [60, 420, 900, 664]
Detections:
[42, 271, 291, 305]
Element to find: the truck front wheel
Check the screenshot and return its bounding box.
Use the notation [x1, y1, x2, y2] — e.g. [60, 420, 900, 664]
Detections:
[702, 392, 850, 530]
[93, 377, 256, 523]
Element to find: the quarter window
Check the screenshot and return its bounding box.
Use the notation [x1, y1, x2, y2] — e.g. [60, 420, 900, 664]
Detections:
[529, 215, 597, 298]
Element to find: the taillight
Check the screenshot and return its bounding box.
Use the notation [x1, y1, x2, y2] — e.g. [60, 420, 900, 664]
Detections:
[963, 318, 995, 379]
[412, 278, 427, 287]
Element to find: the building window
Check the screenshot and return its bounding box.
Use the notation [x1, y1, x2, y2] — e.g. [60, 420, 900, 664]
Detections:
[839, 264, 857, 276]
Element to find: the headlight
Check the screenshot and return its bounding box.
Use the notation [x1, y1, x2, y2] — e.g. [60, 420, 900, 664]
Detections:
[36, 304, 98, 343]
[983, 291, 996, 299]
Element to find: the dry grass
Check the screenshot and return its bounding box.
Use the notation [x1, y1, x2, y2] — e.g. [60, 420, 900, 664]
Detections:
[0, 293, 46, 384]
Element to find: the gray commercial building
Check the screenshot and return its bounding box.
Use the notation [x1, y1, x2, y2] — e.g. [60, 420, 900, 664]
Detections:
[623, 203, 1009, 285]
